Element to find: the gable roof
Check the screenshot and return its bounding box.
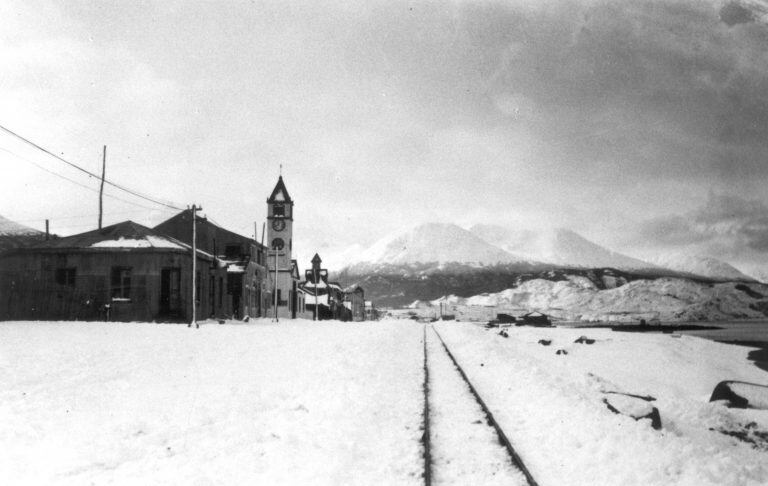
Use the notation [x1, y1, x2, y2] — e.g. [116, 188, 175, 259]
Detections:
[153, 209, 265, 251]
[267, 176, 292, 203]
[13, 220, 210, 258]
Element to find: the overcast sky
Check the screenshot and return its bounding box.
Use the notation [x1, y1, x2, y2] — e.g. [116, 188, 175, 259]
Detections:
[2, 0, 768, 271]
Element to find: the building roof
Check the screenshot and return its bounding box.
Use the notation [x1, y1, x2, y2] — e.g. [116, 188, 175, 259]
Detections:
[12, 220, 212, 258]
[267, 176, 292, 203]
[154, 209, 265, 252]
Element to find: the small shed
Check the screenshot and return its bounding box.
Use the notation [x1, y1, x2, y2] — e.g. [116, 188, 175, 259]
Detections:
[519, 311, 553, 327]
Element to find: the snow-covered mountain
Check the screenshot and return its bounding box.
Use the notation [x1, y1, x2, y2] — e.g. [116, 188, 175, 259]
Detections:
[352, 223, 526, 267]
[430, 276, 768, 322]
[470, 224, 655, 271]
[0, 215, 40, 236]
[648, 254, 755, 282]
[0, 215, 44, 252]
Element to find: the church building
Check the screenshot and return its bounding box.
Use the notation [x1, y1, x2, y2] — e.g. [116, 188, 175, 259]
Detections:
[265, 176, 306, 319]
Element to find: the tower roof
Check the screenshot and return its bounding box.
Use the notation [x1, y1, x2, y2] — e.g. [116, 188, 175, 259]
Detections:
[312, 253, 322, 263]
[267, 176, 292, 203]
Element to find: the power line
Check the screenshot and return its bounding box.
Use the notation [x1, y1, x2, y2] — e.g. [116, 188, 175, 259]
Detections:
[0, 124, 184, 210]
[9, 208, 177, 225]
[0, 146, 169, 212]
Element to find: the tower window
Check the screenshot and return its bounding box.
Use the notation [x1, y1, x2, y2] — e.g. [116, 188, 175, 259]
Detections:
[273, 204, 285, 217]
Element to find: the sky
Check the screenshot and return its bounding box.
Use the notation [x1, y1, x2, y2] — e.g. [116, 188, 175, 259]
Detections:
[1, 0, 768, 272]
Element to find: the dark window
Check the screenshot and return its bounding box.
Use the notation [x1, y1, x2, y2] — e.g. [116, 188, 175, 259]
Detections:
[111, 267, 132, 299]
[55, 268, 76, 286]
[224, 244, 240, 259]
[277, 289, 283, 306]
[273, 204, 285, 217]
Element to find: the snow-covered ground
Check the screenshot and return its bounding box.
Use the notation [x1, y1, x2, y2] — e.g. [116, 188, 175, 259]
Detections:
[425, 327, 527, 485]
[0, 320, 424, 485]
[434, 322, 768, 486]
[1, 319, 767, 485]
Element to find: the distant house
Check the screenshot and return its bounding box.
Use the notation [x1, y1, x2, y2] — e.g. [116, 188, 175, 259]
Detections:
[0, 221, 223, 322]
[364, 300, 378, 321]
[343, 285, 365, 322]
[519, 311, 552, 326]
[299, 254, 350, 320]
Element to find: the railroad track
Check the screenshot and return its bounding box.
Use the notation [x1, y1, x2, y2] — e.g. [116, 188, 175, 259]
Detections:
[421, 324, 539, 486]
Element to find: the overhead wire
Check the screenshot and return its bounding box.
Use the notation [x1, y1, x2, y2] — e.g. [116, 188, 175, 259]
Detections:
[0, 146, 172, 212]
[0, 123, 184, 211]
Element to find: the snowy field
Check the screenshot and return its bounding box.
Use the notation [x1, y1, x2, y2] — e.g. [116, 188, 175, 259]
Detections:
[1, 319, 767, 485]
[0, 320, 424, 485]
[434, 323, 768, 486]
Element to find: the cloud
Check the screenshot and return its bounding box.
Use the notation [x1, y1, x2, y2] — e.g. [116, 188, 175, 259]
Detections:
[631, 192, 768, 261]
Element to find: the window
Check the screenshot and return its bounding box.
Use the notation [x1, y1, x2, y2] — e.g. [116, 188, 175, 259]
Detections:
[273, 204, 285, 217]
[55, 268, 76, 287]
[224, 244, 240, 259]
[111, 267, 132, 299]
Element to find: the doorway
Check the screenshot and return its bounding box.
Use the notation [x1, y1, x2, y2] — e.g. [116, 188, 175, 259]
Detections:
[160, 267, 181, 318]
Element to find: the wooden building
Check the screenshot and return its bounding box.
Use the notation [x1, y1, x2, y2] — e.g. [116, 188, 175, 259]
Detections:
[154, 209, 270, 319]
[0, 221, 222, 322]
[299, 254, 351, 321]
[343, 285, 366, 322]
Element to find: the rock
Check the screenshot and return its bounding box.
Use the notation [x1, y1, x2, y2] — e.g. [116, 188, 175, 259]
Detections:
[710, 380, 768, 409]
[556, 349, 568, 355]
[538, 339, 552, 346]
[574, 336, 595, 344]
[602, 393, 662, 430]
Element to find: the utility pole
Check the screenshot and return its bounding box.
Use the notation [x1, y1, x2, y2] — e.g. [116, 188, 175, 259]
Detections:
[98, 145, 106, 229]
[313, 267, 318, 321]
[260, 222, 265, 317]
[188, 204, 202, 328]
[273, 248, 279, 322]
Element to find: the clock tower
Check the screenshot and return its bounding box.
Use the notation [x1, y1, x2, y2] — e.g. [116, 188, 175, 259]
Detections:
[266, 175, 293, 269]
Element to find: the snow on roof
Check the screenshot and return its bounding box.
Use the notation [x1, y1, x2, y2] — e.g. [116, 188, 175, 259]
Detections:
[227, 264, 245, 273]
[20, 220, 214, 259]
[91, 235, 185, 250]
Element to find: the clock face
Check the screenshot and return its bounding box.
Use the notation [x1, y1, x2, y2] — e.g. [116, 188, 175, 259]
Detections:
[271, 238, 285, 250]
[272, 219, 285, 231]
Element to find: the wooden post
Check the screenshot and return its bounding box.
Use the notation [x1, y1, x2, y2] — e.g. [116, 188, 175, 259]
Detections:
[98, 145, 106, 229]
[189, 204, 201, 328]
[45, 219, 49, 240]
[273, 249, 279, 322]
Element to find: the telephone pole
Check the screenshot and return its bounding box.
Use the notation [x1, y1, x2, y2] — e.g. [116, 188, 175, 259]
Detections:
[273, 248, 279, 322]
[98, 145, 106, 229]
[189, 204, 202, 328]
